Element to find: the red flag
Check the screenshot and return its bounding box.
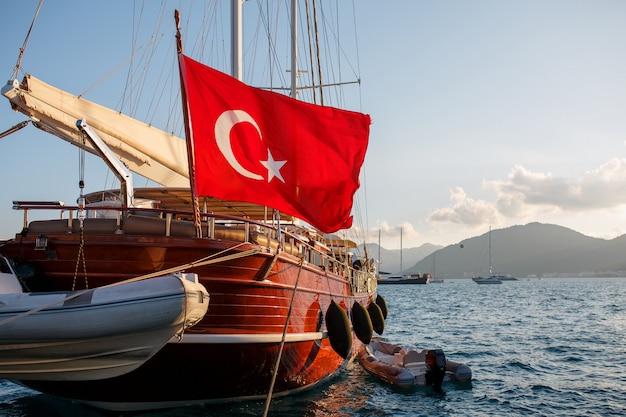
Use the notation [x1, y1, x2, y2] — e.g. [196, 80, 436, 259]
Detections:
[179, 54, 370, 233]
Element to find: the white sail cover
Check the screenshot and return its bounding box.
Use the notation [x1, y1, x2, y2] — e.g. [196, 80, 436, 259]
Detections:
[2, 75, 189, 187]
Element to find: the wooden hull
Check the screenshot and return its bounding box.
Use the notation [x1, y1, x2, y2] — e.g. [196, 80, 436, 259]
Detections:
[22, 335, 343, 410]
[0, 226, 377, 410]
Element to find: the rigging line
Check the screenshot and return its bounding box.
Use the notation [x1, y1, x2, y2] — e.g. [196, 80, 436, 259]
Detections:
[10, 0, 44, 81]
[127, 242, 259, 280]
[317, 1, 362, 109]
[134, 3, 169, 119]
[255, 0, 290, 91]
[112, 34, 168, 111]
[312, 0, 324, 105]
[263, 256, 306, 417]
[122, 0, 166, 116]
[254, 79, 359, 91]
[78, 57, 133, 99]
[120, 0, 142, 115]
[78, 7, 168, 105]
[324, 0, 342, 107]
[144, 32, 174, 125]
[255, 0, 274, 87]
[350, 0, 365, 113]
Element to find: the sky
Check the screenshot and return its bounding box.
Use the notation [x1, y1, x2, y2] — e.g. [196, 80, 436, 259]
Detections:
[1, 0, 626, 250]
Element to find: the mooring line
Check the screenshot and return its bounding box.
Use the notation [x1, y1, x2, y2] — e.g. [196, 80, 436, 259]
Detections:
[263, 257, 305, 417]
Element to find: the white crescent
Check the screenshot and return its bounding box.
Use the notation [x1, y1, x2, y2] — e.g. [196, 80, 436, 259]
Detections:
[214, 110, 263, 180]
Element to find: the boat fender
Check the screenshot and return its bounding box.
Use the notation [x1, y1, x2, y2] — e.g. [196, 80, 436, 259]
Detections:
[325, 300, 352, 359]
[375, 294, 388, 319]
[446, 360, 472, 383]
[367, 302, 385, 335]
[351, 302, 373, 345]
[425, 349, 447, 391]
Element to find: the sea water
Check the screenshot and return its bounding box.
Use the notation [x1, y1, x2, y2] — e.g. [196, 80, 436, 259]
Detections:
[1, 278, 625, 416]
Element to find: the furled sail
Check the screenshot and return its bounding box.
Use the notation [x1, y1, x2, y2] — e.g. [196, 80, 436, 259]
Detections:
[2, 75, 189, 187]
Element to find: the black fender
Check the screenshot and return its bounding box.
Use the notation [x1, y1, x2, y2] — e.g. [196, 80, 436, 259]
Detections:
[367, 301, 385, 335]
[375, 294, 388, 319]
[325, 300, 352, 359]
[351, 302, 373, 345]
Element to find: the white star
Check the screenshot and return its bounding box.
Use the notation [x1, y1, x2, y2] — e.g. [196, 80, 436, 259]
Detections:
[260, 149, 287, 183]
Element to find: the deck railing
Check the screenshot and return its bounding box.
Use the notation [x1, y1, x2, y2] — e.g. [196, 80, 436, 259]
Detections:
[12, 201, 376, 294]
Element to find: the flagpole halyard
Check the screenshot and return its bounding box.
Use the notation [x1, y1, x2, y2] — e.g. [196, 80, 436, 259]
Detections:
[175, 10, 202, 237]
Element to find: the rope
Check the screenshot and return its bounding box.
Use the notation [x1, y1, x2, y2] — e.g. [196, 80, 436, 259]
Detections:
[0, 243, 260, 328]
[72, 136, 88, 290]
[71, 227, 88, 290]
[10, 0, 44, 80]
[262, 257, 305, 417]
[119, 244, 259, 283]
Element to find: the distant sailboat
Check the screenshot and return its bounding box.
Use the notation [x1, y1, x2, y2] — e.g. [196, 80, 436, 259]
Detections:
[430, 252, 444, 283]
[472, 227, 515, 284]
[378, 228, 430, 284]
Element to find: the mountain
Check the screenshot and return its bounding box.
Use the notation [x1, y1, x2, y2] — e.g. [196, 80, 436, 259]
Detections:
[357, 243, 442, 274]
[406, 222, 626, 278]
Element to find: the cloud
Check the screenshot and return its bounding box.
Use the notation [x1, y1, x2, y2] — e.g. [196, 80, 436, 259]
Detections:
[492, 160, 626, 211]
[429, 187, 501, 227]
[367, 220, 420, 243]
[429, 158, 626, 227]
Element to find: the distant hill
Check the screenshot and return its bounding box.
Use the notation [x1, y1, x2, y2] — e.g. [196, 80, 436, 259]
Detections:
[406, 222, 626, 278]
[357, 243, 442, 274]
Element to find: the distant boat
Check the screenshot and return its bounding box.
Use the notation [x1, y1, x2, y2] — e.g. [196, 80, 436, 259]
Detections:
[431, 251, 443, 282]
[472, 276, 502, 284]
[491, 273, 517, 281]
[379, 228, 430, 284]
[378, 273, 430, 285]
[472, 227, 515, 284]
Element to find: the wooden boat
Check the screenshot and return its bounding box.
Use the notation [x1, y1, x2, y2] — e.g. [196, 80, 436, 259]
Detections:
[0, 1, 379, 411]
[357, 339, 472, 390]
[0, 256, 209, 381]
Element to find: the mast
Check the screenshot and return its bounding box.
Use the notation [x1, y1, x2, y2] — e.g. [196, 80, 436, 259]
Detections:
[378, 229, 381, 275]
[489, 226, 492, 276]
[290, 0, 298, 98]
[231, 0, 242, 80]
[400, 227, 403, 275]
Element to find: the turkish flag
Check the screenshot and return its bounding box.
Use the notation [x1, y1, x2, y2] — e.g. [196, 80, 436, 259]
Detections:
[179, 54, 370, 233]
